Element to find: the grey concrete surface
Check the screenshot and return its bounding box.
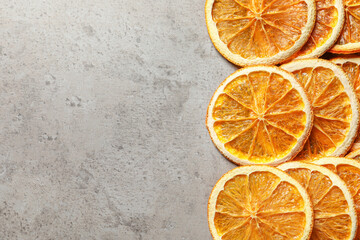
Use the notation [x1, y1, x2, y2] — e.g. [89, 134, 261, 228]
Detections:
[0, 1, 238, 239]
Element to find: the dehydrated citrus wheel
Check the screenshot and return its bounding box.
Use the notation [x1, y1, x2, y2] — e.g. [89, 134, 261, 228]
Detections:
[295, 0, 345, 59]
[208, 165, 313, 240]
[313, 157, 360, 239]
[347, 149, 360, 159]
[330, 0, 360, 54]
[281, 59, 359, 161]
[278, 161, 358, 240]
[205, 0, 316, 66]
[206, 65, 313, 165]
[332, 56, 360, 151]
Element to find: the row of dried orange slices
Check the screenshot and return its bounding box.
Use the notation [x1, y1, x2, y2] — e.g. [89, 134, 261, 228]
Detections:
[205, 0, 360, 66]
[204, 0, 360, 239]
[207, 59, 360, 166]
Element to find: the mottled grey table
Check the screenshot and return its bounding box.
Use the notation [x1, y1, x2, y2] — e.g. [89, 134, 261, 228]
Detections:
[0, 1, 238, 239]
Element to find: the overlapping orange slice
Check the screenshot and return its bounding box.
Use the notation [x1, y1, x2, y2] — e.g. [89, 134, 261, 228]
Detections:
[296, 0, 345, 59]
[282, 59, 360, 161]
[279, 161, 358, 240]
[314, 157, 360, 239]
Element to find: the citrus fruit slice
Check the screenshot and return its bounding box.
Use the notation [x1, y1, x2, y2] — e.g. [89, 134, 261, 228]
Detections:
[278, 161, 358, 240]
[347, 149, 360, 159]
[206, 65, 313, 165]
[208, 165, 313, 240]
[281, 59, 359, 161]
[332, 56, 360, 151]
[205, 0, 316, 66]
[295, 0, 345, 59]
[330, 0, 360, 54]
[313, 157, 360, 239]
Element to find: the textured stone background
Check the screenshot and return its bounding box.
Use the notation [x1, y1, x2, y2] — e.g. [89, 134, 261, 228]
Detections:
[0, 1, 238, 239]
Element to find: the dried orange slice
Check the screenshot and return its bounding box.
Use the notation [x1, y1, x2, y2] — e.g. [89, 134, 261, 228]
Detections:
[296, 0, 345, 58]
[205, 0, 316, 66]
[208, 165, 313, 240]
[313, 157, 360, 239]
[278, 161, 358, 240]
[332, 56, 360, 151]
[347, 149, 360, 159]
[330, 0, 360, 54]
[206, 65, 313, 165]
[282, 59, 359, 161]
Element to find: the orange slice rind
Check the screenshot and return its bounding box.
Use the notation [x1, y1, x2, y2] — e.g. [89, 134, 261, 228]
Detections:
[206, 65, 313, 165]
[208, 165, 313, 240]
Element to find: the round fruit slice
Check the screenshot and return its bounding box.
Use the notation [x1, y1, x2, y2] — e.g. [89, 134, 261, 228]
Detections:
[281, 59, 360, 161]
[206, 65, 313, 165]
[278, 161, 358, 240]
[332, 56, 360, 151]
[330, 0, 360, 54]
[208, 165, 313, 240]
[313, 157, 360, 239]
[295, 0, 345, 59]
[205, 0, 316, 66]
[347, 149, 360, 159]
